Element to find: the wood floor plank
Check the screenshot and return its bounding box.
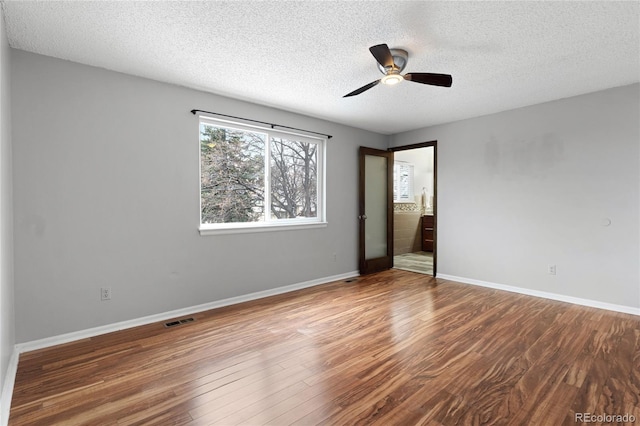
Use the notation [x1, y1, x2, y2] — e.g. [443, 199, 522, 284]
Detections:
[9, 269, 640, 425]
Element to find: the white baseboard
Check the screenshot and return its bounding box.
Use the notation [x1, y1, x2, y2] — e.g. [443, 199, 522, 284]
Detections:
[1, 348, 19, 426]
[15, 270, 359, 354]
[436, 273, 640, 316]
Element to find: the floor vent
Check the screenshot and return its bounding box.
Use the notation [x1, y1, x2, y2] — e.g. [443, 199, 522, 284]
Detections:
[164, 317, 195, 328]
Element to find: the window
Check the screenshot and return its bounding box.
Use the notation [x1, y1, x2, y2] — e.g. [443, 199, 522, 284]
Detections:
[393, 161, 414, 202]
[199, 117, 326, 234]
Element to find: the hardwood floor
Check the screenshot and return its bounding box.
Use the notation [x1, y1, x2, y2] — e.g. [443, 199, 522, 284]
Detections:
[9, 270, 640, 425]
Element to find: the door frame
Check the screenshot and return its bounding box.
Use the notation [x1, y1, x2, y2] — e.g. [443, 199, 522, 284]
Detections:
[358, 147, 394, 275]
[389, 140, 438, 276]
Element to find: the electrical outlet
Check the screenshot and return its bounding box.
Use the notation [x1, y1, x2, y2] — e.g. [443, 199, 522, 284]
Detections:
[333, 252, 337, 262]
[101, 287, 112, 301]
[548, 265, 556, 275]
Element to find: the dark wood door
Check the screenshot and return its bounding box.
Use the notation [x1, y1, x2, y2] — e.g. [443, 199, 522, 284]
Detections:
[358, 147, 393, 275]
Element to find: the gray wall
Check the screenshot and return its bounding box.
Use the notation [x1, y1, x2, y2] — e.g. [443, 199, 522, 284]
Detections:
[9, 49, 639, 344]
[0, 5, 15, 403]
[11, 50, 387, 343]
[391, 84, 640, 309]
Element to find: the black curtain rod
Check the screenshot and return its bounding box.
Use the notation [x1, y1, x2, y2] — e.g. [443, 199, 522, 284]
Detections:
[191, 109, 332, 139]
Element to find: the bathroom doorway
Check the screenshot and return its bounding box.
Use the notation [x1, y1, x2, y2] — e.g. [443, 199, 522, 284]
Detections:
[390, 141, 437, 276]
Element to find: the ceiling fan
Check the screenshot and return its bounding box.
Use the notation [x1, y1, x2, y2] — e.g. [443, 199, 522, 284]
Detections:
[344, 43, 453, 97]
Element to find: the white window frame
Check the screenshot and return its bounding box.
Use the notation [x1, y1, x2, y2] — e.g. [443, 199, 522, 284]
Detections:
[198, 115, 327, 235]
[393, 161, 414, 203]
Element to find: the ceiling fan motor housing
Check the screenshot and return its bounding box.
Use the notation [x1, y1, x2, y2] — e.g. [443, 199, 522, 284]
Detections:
[377, 48, 408, 75]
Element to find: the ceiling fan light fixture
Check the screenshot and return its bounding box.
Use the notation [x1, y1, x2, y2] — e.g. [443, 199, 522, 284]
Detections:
[381, 73, 403, 86]
[343, 44, 452, 97]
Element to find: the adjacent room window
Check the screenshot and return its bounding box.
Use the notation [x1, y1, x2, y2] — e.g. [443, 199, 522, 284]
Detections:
[199, 116, 326, 234]
[393, 161, 414, 202]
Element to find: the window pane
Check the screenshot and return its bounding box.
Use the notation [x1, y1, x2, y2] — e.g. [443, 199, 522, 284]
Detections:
[393, 162, 413, 202]
[270, 137, 318, 219]
[200, 124, 266, 223]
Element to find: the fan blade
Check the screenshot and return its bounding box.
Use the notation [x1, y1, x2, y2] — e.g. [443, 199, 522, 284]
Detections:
[343, 80, 381, 97]
[404, 73, 453, 87]
[369, 44, 395, 69]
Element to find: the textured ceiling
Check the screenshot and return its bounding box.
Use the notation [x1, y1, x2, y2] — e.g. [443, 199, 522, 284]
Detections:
[2, 1, 639, 135]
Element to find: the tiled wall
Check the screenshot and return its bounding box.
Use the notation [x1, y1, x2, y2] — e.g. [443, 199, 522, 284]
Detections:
[394, 209, 421, 255]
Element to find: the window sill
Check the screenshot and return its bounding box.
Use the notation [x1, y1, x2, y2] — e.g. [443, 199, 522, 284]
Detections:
[199, 221, 328, 236]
